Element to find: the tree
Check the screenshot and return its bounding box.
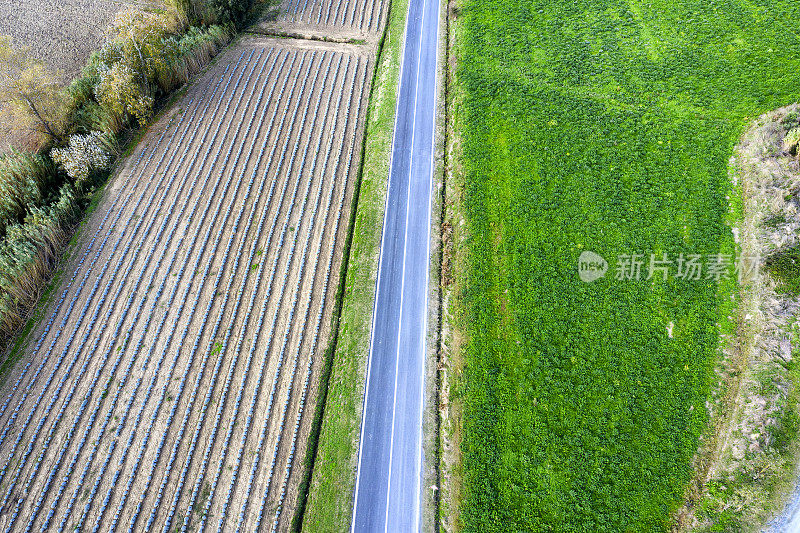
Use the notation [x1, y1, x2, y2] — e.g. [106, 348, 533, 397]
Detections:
[167, 0, 197, 24]
[208, 0, 255, 28]
[0, 36, 68, 144]
[94, 61, 154, 127]
[102, 8, 181, 92]
[51, 131, 114, 185]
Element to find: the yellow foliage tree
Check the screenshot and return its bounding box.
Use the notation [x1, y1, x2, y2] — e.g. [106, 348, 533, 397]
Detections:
[104, 8, 183, 91]
[0, 36, 67, 144]
[95, 62, 154, 127]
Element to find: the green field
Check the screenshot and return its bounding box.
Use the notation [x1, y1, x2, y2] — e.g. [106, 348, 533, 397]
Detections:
[454, 0, 800, 529]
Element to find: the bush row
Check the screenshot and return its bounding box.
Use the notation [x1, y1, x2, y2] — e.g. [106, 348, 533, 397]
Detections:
[0, 1, 252, 341]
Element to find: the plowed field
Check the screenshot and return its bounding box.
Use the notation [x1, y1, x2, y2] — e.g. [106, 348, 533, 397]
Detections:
[0, 36, 370, 532]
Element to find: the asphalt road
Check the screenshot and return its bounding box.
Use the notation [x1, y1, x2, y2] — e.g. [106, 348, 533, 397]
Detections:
[351, 0, 440, 528]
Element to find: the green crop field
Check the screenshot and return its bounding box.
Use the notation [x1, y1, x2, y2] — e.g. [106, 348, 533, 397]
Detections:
[454, 0, 800, 530]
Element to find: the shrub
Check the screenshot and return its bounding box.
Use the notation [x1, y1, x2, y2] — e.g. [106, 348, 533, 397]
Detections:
[782, 110, 800, 128]
[0, 0, 252, 355]
[0, 184, 78, 335]
[784, 127, 800, 155]
[167, 0, 199, 24]
[104, 9, 183, 90]
[207, 0, 255, 28]
[0, 151, 53, 236]
[765, 245, 800, 294]
[165, 25, 232, 89]
[51, 132, 114, 186]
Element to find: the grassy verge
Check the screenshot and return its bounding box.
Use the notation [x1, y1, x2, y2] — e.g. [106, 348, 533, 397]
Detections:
[449, 0, 800, 529]
[438, 0, 467, 528]
[299, 0, 409, 529]
[684, 107, 800, 531]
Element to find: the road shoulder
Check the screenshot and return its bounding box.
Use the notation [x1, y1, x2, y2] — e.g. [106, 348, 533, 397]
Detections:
[423, 0, 448, 528]
[437, 0, 466, 528]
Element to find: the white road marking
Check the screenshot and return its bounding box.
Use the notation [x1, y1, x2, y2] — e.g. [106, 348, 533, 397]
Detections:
[384, 1, 425, 524]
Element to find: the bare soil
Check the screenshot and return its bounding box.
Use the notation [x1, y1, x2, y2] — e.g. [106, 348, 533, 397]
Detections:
[255, 0, 388, 45]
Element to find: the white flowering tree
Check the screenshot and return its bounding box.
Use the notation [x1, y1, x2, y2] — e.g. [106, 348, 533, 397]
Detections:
[51, 131, 113, 185]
